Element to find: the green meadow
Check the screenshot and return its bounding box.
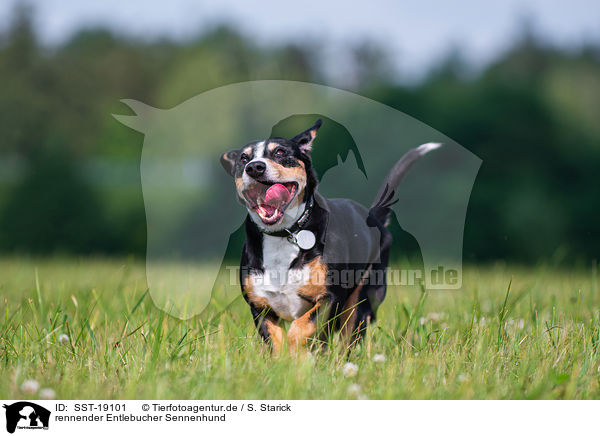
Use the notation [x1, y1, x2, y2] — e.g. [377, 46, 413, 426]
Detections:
[1, 258, 599, 399]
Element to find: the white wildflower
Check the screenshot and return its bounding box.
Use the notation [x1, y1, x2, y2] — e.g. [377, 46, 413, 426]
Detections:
[58, 334, 70, 345]
[21, 379, 40, 394]
[342, 362, 359, 378]
[372, 353, 386, 364]
[40, 388, 56, 400]
[347, 383, 361, 397]
[427, 312, 441, 322]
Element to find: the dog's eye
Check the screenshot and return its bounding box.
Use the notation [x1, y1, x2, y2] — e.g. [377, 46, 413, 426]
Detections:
[240, 154, 249, 164]
[274, 148, 286, 157]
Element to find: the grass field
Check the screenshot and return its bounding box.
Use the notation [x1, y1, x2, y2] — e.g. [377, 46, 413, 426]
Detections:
[1, 257, 599, 399]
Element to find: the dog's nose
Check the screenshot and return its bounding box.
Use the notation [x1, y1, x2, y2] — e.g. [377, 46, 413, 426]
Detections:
[245, 161, 266, 178]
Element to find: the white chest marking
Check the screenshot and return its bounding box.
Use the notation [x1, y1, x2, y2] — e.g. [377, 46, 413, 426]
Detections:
[250, 235, 312, 321]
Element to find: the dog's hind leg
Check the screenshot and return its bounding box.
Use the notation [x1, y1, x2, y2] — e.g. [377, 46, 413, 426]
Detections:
[338, 266, 377, 347]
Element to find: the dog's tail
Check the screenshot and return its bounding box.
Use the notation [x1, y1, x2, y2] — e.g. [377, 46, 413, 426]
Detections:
[369, 142, 442, 226]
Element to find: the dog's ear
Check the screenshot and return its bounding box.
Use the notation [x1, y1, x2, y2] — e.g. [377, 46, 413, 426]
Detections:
[220, 149, 239, 176]
[291, 119, 322, 153]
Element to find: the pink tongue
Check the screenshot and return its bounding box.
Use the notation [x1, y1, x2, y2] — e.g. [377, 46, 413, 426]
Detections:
[264, 184, 291, 208]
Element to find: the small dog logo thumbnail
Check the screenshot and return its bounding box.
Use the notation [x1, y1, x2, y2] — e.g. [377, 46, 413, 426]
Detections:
[3, 402, 51, 433]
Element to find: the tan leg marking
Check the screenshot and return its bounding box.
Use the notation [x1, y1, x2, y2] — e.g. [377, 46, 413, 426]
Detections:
[244, 276, 270, 309]
[297, 257, 327, 300]
[287, 302, 321, 351]
[339, 266, 371, 343]
[264, 317, 284, 354]
[287, 258, 328, 351]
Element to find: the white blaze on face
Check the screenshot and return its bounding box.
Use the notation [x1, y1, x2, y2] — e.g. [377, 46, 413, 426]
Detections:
[241, 141, 275, 188]
[255, 141, 265, 158]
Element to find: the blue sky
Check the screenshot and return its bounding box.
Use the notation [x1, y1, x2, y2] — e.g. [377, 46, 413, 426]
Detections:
[1, 0, 598, 78]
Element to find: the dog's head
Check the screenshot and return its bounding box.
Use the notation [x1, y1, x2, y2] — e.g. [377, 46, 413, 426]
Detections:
[220, 119, 321, 230]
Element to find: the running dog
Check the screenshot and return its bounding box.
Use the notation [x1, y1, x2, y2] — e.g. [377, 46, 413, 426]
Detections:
[221, 119, 440, 352]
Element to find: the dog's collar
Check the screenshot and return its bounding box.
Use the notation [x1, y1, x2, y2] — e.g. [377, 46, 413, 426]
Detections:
[261, 195, 314, 238]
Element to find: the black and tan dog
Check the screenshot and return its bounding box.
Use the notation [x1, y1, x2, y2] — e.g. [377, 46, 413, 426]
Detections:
[221, 119, 440, 352]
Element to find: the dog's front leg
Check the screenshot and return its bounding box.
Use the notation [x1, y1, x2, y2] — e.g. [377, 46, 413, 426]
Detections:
[260, 315, 284, 354]
[251, 306, 284, 354]
[287, 296, 330, 351]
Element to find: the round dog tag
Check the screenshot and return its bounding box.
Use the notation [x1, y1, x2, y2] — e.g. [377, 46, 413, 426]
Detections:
[296, 230, 316, 250]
